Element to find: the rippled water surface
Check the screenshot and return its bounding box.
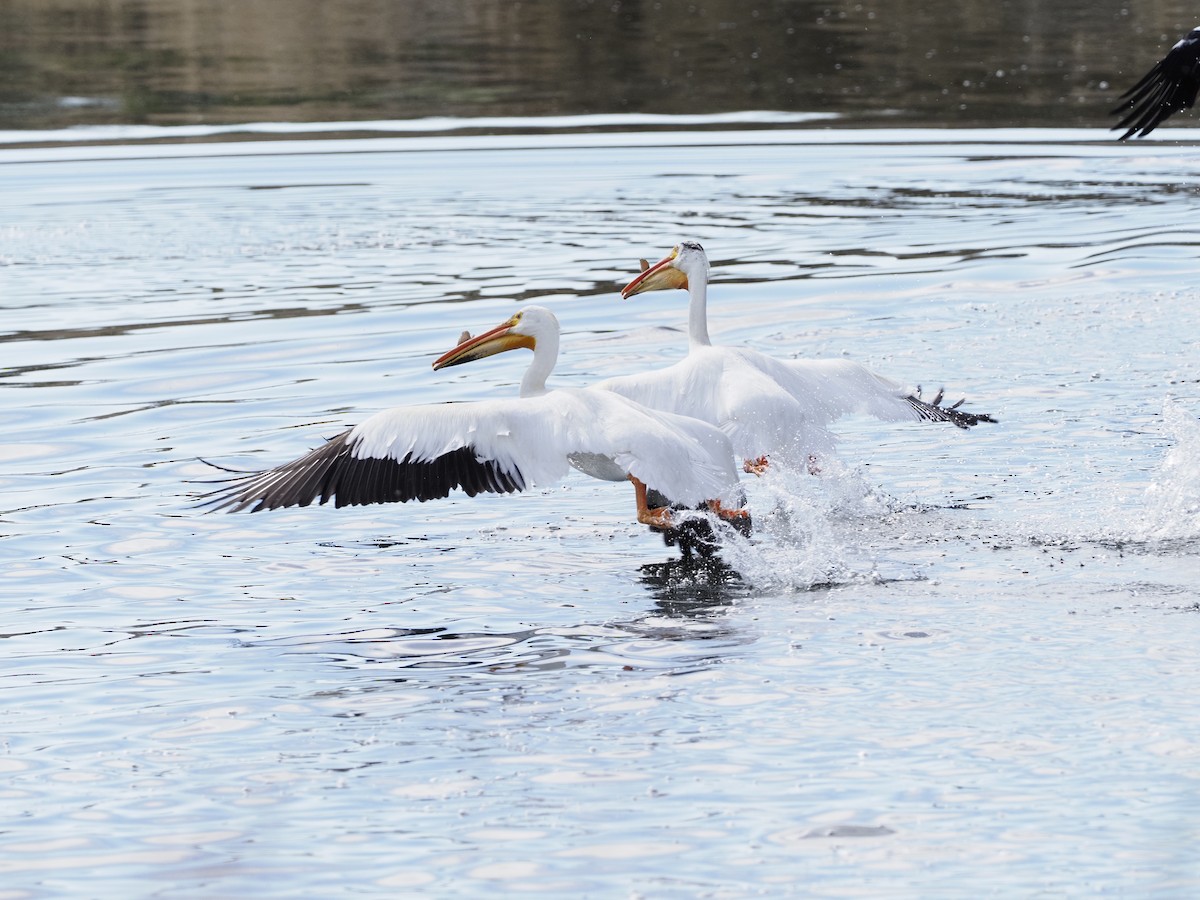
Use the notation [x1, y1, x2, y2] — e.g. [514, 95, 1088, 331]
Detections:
[4, 125, 1200, 896]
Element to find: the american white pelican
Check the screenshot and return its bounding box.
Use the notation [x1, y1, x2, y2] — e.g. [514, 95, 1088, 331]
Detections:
[202, 305, 747, 537]
[597, 241, 994, 473]
[1112, 26, 1200, 139]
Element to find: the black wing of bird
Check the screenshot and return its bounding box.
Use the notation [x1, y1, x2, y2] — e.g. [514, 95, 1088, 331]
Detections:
[905, 387, 997, 429]
[1113, 27, 1200, 140]
[197, 428, 525, 513]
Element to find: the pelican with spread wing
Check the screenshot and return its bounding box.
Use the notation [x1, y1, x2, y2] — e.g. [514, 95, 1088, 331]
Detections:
[597, 242, 994, 474]
[202, 305, 747, 535]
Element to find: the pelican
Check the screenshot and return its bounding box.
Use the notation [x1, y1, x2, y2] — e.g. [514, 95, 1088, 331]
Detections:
[596, 241, 995, 474]
[201, 305, 747, 535]
[1112, 26, 1200, 139]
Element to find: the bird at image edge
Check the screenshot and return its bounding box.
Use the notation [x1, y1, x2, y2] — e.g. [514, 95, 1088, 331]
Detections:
[200, 305, 749, 539]
[597, 241, 995, 475]
[1112, 26, 1200, 140]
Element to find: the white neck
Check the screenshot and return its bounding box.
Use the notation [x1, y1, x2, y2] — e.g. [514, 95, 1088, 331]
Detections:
[520, 328, 558, 397]
[687, 269, 712, 348]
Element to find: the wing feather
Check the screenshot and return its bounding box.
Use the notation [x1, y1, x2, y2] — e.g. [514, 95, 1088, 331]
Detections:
[598, 347, 993, 465]
[200, 402, 541, 512]
[777, 357, 995, 429]
[1113, 27, 1200, 139]
[598, 349, 832, 464]
[200, 391, 733, 513]
[285, 444, 339, 508]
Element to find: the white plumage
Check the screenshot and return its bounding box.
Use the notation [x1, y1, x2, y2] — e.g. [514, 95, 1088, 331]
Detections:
[341, 386, 738, 506]
[202, 306, 742, 525]
[597, 241, 994, 470]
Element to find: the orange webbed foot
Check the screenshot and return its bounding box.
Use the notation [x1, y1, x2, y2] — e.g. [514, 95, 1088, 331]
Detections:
[743, 455, 770, 476]
[706, 498, 750, 521]
[630, 475, 674, 529]
[637, 505, 674, 528]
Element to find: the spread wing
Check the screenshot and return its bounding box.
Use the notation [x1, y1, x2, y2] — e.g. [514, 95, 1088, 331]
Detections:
[598, 349, 839, 463]
[1112, 26, 1200, 140]
[200, 390, 738, 513]
[199, 401, 538, 512]
[775, 358, 996, 429]
[598, 348, 994, 466]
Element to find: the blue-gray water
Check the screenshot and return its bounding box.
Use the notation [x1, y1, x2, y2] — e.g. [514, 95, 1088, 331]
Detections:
[3, 123, 1200, 896]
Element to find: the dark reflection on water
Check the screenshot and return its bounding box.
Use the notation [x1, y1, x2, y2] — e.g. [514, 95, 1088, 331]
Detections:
[638, 556, 747, 616]
[0, 0, 1191, 131]
[243, 561, 755, 681]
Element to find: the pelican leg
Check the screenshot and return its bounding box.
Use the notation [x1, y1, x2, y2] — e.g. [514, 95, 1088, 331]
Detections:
[630, 475, 674, 528]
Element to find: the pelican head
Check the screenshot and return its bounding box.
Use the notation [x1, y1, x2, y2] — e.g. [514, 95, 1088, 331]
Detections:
[621, 240, 708, 298]
[432, 305, 557, 370]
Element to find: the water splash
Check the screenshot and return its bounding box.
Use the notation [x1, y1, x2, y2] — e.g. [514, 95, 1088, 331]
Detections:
[717, 460, 928, 591]
[1138, 398, 1200, 542]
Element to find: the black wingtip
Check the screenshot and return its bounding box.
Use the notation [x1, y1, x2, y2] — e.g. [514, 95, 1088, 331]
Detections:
[1110, 29, 1200, 140]
[907, 389, 997, 429]
[187, 458, 263, 512]
[194, 436, 529, 514]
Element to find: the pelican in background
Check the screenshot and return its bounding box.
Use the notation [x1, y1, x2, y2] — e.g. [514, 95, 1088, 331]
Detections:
[1112, 26, 1200, 139]
[597, 242, 994, 474]
[201, 305, 747, 537]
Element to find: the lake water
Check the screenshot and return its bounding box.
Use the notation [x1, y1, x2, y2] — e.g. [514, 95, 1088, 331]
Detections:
[3, 122, 1200, 895]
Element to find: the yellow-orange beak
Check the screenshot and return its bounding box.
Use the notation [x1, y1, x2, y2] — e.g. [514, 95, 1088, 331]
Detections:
[432, 316, 535, 370]
[621, 250, 688, 298]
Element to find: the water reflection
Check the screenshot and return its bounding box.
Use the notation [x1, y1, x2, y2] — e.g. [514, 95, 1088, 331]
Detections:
[244, 561, 754, 682]
[638, 556, 745, 616]
[0, 0, 1185, 132]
